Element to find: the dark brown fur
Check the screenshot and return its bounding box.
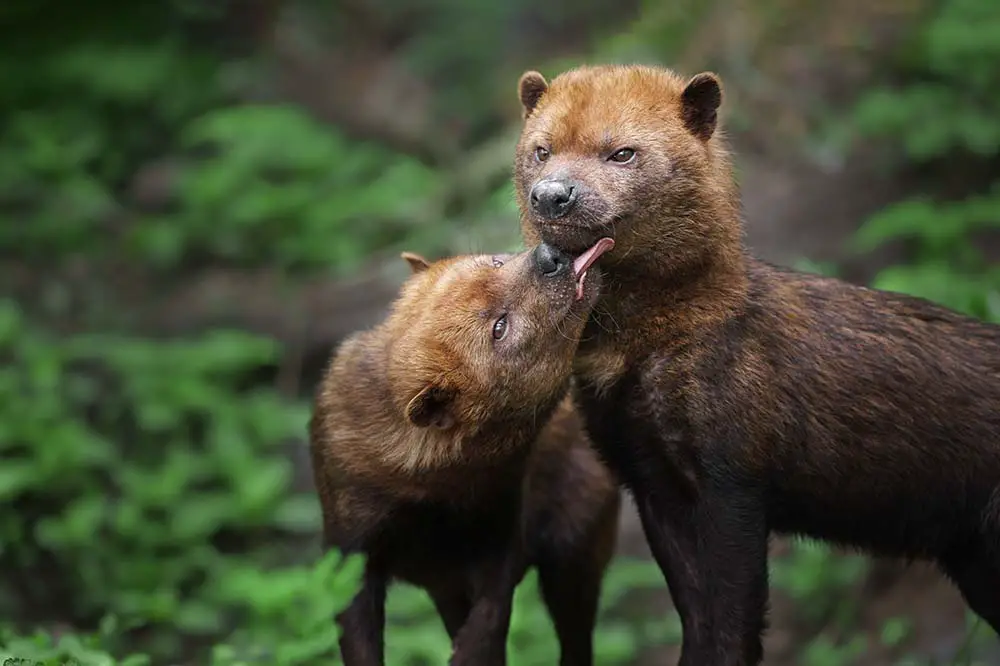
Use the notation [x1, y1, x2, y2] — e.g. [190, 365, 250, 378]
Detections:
[514, 64, 1000, 665]
[309, 247, 620, 666]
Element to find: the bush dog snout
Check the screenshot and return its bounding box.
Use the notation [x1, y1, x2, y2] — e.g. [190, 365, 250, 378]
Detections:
[533, 241, 572, 277]
[533, 238, 615, 301]
[531, 178, 578, 219]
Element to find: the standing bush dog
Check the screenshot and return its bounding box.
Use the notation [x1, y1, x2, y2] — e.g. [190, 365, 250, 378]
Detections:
[309, 244, 620, 666]
[513, 63, 1000, 665]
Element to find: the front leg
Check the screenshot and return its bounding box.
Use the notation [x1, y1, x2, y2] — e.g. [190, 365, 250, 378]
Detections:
[449, 545, 528, 666]
[337, 561, 388, 666]
[635, 480, 769, 666]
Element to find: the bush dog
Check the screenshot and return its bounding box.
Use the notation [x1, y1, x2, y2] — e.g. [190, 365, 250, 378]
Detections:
[513, 63, 1000, 665]
[309, 244, 621, 666]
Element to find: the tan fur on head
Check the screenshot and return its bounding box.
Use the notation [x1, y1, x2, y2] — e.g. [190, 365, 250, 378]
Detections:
[514, 65, 740, 274]
[311, 246, 601, 485]
[513, 64, 747, 363]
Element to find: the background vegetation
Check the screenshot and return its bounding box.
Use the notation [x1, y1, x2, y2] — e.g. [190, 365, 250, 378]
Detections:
[1, 0, 998, 664]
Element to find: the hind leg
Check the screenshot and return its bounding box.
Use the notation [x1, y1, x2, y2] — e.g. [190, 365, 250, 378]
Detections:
[428, 584, 472, 639]
[336, 562, 387, 666]
[537, 499, 619, 666]
[943, 546, 1000, 637]
[449, 545, 527, 666]
[537, 557, 604, 666]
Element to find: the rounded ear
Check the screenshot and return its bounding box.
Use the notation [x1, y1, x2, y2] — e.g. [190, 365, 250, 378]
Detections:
[680, 72, 723, 142]
[405, 384, 456, 430]
[518, 71, 549, 119]
[400, 251, 431, 274]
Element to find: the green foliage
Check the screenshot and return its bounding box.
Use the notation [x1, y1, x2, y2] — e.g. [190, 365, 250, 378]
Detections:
[0, 297, 342, 658]
[771, 540, 868, 630]
[0, 551, 364, 666]
[137, 105, 442, 271]
[849, 192, 1000, 320]
[847, 0, 1000, 322]
[852, 0, 1000, 161]
[2, 617, 151, 666]
[879, 617, 913, 649]
[800, 635, 867, 666]
[1, 558, 674, 666]
[768, 540, 871, 666]
[209, 550, 365, 665]
[0, 4, 224, 262]
[0, 2, 467, 274]
[597, 0, 717, 63]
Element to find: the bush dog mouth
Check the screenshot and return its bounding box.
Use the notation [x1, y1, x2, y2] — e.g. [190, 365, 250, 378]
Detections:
[573, 237, 615, 301]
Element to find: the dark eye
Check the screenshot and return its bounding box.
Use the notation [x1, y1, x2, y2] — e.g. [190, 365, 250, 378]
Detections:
[609, 148, 636, 164]
[491, 256, 504, 268]
[492, 314, 509, 341]
[534, 146, 550, 163]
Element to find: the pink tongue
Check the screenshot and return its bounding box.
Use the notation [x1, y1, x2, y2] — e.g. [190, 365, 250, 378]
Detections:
[573, 237, 615, 300]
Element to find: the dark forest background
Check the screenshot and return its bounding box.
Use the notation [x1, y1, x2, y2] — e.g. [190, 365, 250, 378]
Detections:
[2, 0, 1000, 664]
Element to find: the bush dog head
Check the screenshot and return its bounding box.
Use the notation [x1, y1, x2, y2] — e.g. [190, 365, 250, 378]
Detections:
[514, 65, 741, 281]
[388, 242, 611, 439]
[316, 242, 613, 481]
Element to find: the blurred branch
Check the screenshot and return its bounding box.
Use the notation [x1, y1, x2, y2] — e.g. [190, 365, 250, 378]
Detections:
[336, 0, 421, 50]
[144, 263, 401, 354]
[269, 7, 454, 168]
[412, 126, 521, 223]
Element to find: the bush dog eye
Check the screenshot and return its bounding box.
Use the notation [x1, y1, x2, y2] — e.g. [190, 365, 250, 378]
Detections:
[492, 314, 509, 341]
[608, 148, 635, 164]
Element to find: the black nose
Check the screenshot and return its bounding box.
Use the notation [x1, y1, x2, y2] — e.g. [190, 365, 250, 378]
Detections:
[533, 243, 572, 277]
[529, 179, 577, 219]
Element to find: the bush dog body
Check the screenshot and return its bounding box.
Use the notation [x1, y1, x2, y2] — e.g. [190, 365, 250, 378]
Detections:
[514, 64, 1000, 665]
[309, 245, 620, 666]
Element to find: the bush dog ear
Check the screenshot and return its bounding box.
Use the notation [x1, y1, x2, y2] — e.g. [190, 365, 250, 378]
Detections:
[681, 72, 723, 142]
[405, 384, 456, 429]
[518, 71, 548, 119]
[400, 251, 431, 274]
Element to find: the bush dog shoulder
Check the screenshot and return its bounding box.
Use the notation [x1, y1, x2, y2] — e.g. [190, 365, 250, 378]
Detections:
[514, 64, 1000, 665]
[309, 244, 620, 666]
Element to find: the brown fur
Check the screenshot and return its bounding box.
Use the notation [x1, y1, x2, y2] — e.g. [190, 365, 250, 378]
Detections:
[514, 64, 1000, 665]
[309, 247, 620, 666]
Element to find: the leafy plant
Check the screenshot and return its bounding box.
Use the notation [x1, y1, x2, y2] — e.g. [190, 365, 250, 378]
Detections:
[770, 540, 868, 631]
[846, 0, 1000, 322]
[137, 104, 443, 272]
[0, 550, 364, 666]
[0, 297, 326, 658]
